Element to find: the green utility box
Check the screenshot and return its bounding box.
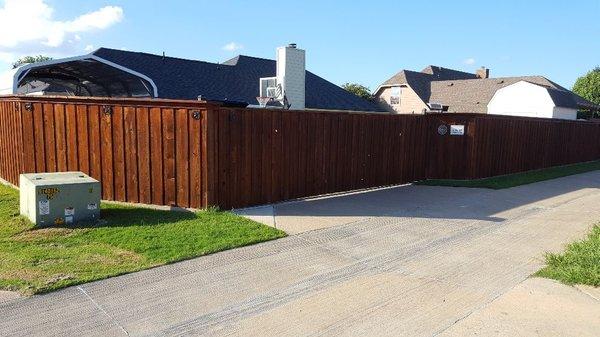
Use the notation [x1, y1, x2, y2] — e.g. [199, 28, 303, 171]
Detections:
[19, 172, 101, 227]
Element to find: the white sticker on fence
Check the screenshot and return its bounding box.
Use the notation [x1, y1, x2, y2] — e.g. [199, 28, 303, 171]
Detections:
[450, 125, 465, 136]
[39, 200, 50, 215]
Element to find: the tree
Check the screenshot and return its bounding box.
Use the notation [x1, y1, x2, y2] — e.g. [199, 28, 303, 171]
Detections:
[573, 67, 600, 109]
[342, 83, 373, 101]
[12, 55, 53, 69]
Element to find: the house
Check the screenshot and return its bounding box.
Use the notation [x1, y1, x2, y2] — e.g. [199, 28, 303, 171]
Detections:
[488, 81, 579, 120]
[2, 44, 385, 113]
[375, 65, 599, 119]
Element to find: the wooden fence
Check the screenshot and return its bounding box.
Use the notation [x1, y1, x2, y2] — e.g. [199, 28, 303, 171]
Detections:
[1, 95, 599, 209]
[0, 96, 211, 208]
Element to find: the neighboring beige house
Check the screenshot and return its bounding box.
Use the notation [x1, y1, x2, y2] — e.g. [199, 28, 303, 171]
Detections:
[374, 65, 599, 119]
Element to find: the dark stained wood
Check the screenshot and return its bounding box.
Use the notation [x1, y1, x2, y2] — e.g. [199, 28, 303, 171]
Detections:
[64, 103, 78, 171]
[88, 105, 102, 181]
[100, 105, 114, 200]
[271, 110, 282, 202]
[135, 107, 151, 205]
[54, 104, 67, 172]
[175, 108, 190, 207]
[2, 96, 600, 210]
[112, 105, 126, 201]
[41, 103, 57, 172]
[217, 109, 230, 208]
[162, 108, 176, 206]
[32, 103, 46, 172]
[0, 103, 6, 182]
[260, 110, 272, 204]
[228, 109, 241, 208]
[123, 106, 139, 203]
[204, 108, 218, 207]
[20, 103, 36, 174]
[76, 105, 89, 174]
[250, 109, 262, 206]
[149, 107, 164, 205]
[241, 110, 253, 207]
[296, 111, 308, 197]
[189, 109, 203, 208]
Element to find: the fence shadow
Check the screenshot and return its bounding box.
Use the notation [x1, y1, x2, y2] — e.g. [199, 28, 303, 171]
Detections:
[243, 170, 600, 223]
[63, 207, 198, 229]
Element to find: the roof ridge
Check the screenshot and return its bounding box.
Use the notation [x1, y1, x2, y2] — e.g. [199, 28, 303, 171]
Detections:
[422, 65, 475, 75]
[222, 54, 276, 66]
[94, 47, 228, 66]
[432, 75, 550, 83]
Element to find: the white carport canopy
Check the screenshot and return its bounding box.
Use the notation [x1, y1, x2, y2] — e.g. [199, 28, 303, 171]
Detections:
[5, 55, 157, 98]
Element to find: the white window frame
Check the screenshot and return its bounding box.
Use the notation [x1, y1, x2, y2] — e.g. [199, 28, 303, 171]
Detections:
[390, 86, 402, 105]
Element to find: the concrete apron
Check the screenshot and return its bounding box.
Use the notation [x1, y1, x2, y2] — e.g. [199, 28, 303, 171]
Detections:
[231, 174, 600, 336]
[3, 171, 600, 337]
[234, 184, 412, 234]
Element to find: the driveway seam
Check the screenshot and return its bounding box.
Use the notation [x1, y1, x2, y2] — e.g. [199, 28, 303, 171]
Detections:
[574, 285, 600, 302]
[77, 286, 130, 336]
[431, 274, 531, 337]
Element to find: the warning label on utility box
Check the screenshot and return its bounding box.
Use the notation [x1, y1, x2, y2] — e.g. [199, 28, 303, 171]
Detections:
[39, 200, 50, 215]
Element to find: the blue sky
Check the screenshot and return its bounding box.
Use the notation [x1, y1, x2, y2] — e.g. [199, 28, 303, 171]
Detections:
[1, 0, 599, 90]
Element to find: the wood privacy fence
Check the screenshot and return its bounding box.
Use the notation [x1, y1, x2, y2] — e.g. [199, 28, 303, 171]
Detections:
[1, 96, 599, 209]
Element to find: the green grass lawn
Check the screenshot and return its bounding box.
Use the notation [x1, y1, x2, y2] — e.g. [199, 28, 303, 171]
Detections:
[535, 225, 600, 286]
[416, 160, 600, 190]
[0, 184, 285, 295]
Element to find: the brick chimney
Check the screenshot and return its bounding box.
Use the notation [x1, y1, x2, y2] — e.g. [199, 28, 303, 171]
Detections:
[476, 66, 490, 79]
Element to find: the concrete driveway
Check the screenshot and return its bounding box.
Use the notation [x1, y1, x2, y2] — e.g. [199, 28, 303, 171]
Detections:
[2, 171, 600, 336]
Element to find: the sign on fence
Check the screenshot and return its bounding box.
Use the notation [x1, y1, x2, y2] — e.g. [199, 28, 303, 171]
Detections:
[450, 125, 465, 136]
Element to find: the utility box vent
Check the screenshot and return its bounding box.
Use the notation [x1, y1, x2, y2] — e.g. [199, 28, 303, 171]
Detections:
[19, 172, 101, 227]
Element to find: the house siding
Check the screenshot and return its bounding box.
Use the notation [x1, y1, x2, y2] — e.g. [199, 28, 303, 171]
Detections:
[377, 86, 428, 114]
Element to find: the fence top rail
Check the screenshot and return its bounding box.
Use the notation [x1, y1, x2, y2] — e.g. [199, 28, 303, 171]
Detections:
[0, 94, 223, 110]
[428, 112, 595, 124]
[0, 95, 595, 125]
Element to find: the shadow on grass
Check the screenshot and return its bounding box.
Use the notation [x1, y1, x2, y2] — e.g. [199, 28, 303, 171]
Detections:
[56, 206, 200, 229]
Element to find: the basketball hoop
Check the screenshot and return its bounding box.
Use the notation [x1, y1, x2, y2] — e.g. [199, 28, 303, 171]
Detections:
[256, 96, 273, 108]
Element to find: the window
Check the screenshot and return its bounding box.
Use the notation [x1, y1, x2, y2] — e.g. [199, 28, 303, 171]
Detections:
[390, 86, 401, 105]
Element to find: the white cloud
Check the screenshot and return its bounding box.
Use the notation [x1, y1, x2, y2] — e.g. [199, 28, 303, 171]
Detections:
[0, 68, 18, 93]
[0, 0, 123, 52]
[222, 42, 243, 52]
[463, 58, 476, 65]
[84, 44, 95, 52]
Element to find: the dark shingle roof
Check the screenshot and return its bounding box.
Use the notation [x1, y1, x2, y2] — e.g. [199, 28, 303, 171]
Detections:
[420, 65, 479, 80]
[93, 48, 384, 112]
[546, 87, 578, 109]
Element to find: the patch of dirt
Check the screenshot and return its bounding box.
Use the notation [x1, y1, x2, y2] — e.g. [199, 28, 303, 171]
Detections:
[11, 228, 76, 241]
[45, 273, 74, 285]
[0, 268, 44, 281]
[86, 249, 144, 266]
